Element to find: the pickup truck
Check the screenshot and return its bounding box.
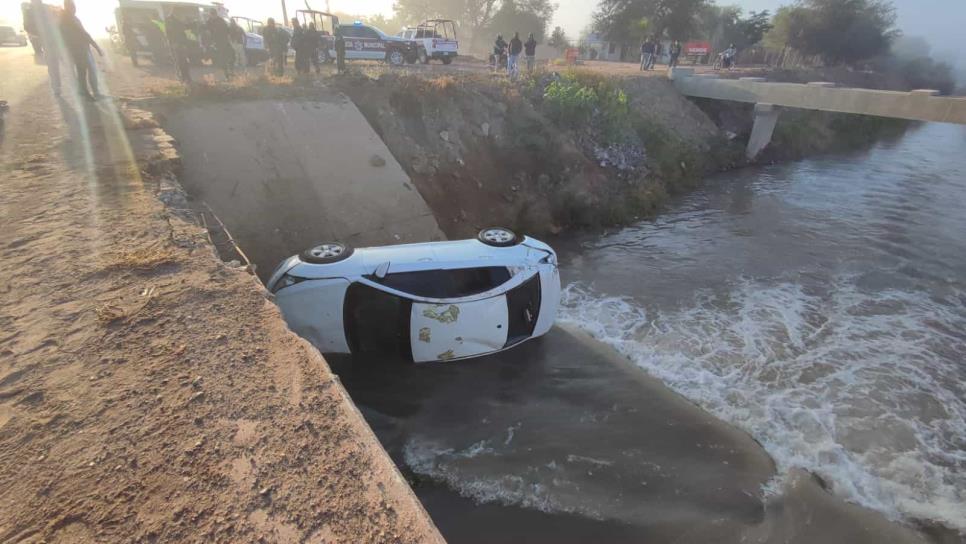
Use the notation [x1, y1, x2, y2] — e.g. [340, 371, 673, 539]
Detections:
[397, 19, 458, 65]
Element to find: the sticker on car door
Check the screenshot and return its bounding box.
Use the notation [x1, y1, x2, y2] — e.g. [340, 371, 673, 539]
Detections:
[410, 297, 509, 363]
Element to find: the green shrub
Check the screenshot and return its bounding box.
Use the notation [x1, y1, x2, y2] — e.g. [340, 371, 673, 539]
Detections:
[541, 72, 632, 144]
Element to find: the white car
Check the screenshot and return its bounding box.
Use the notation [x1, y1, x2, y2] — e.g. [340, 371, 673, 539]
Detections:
[267, 228, 560, 363]
[397, 19, 459, 65]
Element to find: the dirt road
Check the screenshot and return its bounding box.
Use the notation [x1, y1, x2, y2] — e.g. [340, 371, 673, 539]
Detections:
[0, 47, 441, 543]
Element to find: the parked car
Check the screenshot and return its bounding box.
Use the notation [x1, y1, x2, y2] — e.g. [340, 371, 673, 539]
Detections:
[267, 228, 560, 363]
[0, 25, 28, 47]
[397, 19, 458, 64]
[333, 21, 417, 66]
[230, 16, 268, 65]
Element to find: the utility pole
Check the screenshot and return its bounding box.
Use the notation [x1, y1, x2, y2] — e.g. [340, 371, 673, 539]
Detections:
[281, 0, 288, 25]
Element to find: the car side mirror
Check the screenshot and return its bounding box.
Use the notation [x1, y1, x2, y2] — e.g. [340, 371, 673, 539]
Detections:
[375, 261, 390, 280]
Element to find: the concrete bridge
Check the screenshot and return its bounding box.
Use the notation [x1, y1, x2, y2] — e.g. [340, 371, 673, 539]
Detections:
[669, 68, 966, 158]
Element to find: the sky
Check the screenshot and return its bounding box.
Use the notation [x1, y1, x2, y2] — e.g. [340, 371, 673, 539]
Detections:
[1, 0, 962, 68]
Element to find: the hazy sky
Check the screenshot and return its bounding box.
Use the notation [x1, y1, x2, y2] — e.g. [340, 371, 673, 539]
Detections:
[1, 0, 961, 66]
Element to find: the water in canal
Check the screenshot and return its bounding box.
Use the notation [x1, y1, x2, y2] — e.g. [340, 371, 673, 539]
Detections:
[559, 121, 966, 532]
[333, 122, 966, 541]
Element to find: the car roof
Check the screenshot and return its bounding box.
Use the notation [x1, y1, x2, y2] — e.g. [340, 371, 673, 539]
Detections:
[279, 237, 553, 283]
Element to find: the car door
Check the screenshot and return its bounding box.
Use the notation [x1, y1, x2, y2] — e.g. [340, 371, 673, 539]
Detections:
[357, 26, 385, 60]
[410, 296, 509, 363]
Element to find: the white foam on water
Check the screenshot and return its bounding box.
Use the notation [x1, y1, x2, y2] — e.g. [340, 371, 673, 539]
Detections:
[559, 278, 966, 531]
[403, 437, 601, 519]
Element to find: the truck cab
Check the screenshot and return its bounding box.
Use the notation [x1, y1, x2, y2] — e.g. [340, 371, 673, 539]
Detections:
[398, 19, 458, 65]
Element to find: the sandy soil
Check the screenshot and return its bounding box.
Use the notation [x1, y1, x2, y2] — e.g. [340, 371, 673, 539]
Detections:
[0, 47, 441, 544]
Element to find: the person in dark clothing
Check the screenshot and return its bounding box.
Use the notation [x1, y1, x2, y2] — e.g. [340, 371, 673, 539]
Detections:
[121, 14, 139, 66]
[291, 18, 308, 74]
[205, 9, 233, 80]
[59, 0, 103, 101]
[524, 32, 537, 72]
[22, 2, 43, 57]
[668, 40, 682, 68]
[306, 23, 321, 74]
[261, 18, 280, 76]
[507, 32, 523, 76]
[334, 26, 346, 74]
[492, 34, 507, 69]
[640, 38, 655, 71]
[165, 13, 191, 84]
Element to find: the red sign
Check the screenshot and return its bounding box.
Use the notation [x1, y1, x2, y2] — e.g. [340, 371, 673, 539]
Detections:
[565, 47, 579, 64]
[684, 41, 710, 55]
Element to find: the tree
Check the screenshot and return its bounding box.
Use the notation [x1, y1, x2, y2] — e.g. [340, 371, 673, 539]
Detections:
[392, 0, 500, 48]
[697, 6, 771, 52]
[548, 26, 570, 50]
[485, 0, 556, 42]
[736, 10, 771, 47]
[764, 0, 899, 66]
[593, 0, 708, 47]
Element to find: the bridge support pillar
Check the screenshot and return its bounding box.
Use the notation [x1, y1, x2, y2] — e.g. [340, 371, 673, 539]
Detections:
[747, 103, 780, 160]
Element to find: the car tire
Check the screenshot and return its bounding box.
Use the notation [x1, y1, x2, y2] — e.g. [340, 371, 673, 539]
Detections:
[478, 227, 520, 247]
[418, 48, 429, 64]
[441, 56, 452, 65]
[387, 49, 405, 66]
[301, 242, 354, 264]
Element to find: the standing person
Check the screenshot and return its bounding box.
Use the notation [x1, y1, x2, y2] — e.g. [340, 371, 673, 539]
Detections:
[291, 18, 307, 74]
[229, 18, 246, 70]
[668, 40, 682, 68]
[640, 38, 654, 71]
[205, 9, 233, 80]
[492, 34, 506, 69]
[261, 17, 279, 76]
[649, 40, 661, 69]
[723, 43, 736, 70]
[507, 31, 522, 76]
[524, 32, 537, 73]
[121, 14, 139, 67]
[27, 0, 59, 95]
[165, 13, 191, 84]
[59, 0, 103, 101]
[306, 22, 321, 75]
[334, 25, 346, 75]
[22, 2, 43, 57]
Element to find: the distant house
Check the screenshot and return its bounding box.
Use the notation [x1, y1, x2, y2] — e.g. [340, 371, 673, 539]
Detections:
[579, 32, 624, 61]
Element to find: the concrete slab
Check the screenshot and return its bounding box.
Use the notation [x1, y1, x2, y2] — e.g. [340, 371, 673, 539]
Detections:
[164, 98, 445, 278]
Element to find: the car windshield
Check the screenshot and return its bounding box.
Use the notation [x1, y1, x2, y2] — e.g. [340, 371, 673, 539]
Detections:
[376, 267, 511, 298]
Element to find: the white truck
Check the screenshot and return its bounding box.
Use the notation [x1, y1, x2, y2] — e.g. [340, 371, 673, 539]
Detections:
[397, 19, 458, 65]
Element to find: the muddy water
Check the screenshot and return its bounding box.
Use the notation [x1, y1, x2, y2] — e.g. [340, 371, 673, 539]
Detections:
[329, 122, 966, 542]
[558, 122, 966, 534]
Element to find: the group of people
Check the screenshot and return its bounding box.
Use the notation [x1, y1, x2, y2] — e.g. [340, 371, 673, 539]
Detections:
[260, 18, 345, 78]
[493, 32, 538, 76]
[23, 0, 103, 101]
[639, 38, 683, 71]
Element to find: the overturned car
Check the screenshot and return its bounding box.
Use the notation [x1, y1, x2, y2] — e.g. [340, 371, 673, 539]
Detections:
[267, 228, 560, 363]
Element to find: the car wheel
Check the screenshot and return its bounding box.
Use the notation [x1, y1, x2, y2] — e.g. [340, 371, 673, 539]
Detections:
[478, 227, 520, 247]
[387, 49, 405, 66]
[441, 56, 452, 65]
[301, 242, 354, 264]
[418, 48, 429, 64]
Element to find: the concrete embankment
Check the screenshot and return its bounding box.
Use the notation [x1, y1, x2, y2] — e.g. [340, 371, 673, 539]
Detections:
[334, 71, 915, 242]
[158, 93, 444, 280]
[0, 48, 442, 543]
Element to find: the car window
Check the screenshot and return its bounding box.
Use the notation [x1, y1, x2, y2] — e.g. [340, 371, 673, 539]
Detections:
[377, 267, 512, 299]
[360, 27, 379, 39]
[339, 25, 359, 38]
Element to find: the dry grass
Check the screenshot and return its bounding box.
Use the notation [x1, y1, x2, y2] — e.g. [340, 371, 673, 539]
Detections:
[103, 244, 178, 272]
